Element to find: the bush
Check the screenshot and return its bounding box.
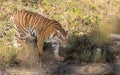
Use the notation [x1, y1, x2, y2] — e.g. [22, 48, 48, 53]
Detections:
[64, 31, 113, 63]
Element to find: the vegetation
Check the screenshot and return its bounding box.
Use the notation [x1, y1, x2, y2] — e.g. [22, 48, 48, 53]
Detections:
[0, 0, 120, 66]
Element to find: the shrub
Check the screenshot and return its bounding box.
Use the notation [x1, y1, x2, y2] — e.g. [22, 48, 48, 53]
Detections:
[64, 31, 113, 63]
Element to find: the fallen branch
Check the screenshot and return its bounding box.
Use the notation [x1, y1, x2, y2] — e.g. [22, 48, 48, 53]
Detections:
[110, 33, 120, 39]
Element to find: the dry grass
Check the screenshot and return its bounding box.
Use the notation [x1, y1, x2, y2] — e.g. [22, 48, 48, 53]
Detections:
[0, 0, 120, 67]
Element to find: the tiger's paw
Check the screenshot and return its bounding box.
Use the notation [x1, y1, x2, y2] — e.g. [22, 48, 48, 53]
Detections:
[55, 55, 64, 61]
[38, 50, 44, 56]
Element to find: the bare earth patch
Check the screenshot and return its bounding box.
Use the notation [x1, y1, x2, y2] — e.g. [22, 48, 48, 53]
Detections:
[0, 63, 118, 75]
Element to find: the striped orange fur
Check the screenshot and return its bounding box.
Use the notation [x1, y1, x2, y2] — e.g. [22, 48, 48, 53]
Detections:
[0, 10, 68, 61]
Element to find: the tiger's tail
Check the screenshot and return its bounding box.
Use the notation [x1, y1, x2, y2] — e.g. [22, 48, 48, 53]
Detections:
[0, 20, 11, 38]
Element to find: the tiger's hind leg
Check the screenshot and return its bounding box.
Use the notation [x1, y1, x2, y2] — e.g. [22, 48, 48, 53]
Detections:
[13, 30, 26, 47]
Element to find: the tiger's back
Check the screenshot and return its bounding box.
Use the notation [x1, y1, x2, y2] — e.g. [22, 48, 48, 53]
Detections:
[12, 10, 52, 33]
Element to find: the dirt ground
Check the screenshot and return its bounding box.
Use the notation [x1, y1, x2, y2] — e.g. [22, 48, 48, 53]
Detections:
[0, 40, 120, 75]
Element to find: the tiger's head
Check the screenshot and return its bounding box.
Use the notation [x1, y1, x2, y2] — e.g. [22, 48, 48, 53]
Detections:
[55, 30, 68, 47]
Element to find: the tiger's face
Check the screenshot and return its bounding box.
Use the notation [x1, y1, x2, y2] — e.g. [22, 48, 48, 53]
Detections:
[56, 30, 68, 47]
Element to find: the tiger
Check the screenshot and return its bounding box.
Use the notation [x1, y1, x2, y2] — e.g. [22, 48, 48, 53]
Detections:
[0, 9, 68, 61]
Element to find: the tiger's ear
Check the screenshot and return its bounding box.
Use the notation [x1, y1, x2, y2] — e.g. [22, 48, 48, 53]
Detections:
[57, 30, 60, 33]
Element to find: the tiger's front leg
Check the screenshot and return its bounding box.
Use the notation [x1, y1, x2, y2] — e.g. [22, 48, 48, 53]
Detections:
[37, 37, 44, 55]
[52, 42, 64, 61]
[13, 30, 26, 47]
